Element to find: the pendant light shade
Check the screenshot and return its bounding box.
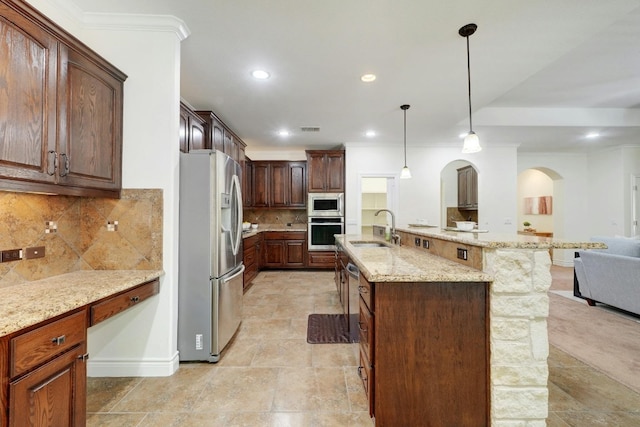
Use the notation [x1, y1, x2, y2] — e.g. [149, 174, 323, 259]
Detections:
[459, 23, 481, 153]
[400, 104, 411, 179]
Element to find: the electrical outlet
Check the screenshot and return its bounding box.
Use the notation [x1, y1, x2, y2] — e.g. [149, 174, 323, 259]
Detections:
[25, 246, 45, 259]
[422, 239, 430, 249]
[456, 248, 468, 260]
[1, 249, 23, 262]
[414, 237, 421, 247]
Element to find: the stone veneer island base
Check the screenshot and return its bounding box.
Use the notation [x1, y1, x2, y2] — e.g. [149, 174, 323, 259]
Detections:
[340, 227, 604, 426]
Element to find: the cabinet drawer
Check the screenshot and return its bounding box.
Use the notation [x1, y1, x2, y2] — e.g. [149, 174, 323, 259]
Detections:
[10, 310, 86, 378]
[307, 251, 334, 268]
[358, 350, 374, 417]
[244, 247, 256, 266]
[264, 231, 306, 240]
[90, 279, 159, 325]
[358, 300, 373, 362]
[358, 273, 373, 311]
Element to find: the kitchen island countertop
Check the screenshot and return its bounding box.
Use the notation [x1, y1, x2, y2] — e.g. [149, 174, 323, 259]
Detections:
[336, 234, 492, 283]
[396, 225, 606, 249]
[0, 269, 164, 337]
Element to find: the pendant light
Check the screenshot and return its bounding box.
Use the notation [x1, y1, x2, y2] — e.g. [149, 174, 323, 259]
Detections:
[400, 104, 411, 179]
[459, 23, 481, 153]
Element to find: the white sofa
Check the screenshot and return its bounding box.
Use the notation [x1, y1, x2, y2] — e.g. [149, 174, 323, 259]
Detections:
[573, 236, 640, 316]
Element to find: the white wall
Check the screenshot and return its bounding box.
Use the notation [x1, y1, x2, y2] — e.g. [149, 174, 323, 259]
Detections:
[344, 142, 519, 234]
[31, 0, 186, 376]
[587, 147, 625, 237]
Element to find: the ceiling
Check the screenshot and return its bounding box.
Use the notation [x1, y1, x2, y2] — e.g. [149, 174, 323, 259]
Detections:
[69, 0, 640, 154]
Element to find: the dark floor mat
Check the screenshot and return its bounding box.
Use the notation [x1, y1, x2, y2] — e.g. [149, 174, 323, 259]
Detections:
[307, 313, 359, 344]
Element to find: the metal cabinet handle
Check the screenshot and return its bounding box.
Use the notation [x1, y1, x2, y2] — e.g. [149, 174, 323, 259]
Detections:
[51, 335, 66, 345]
[357, 366, 368, 384]
[78, 353, 89, 362]
[59, 153, 69, 177]
[358, 285, 368, 294]
[358, 322, 367, 333]
[47, 151, 57, 176]
[130, 296, 140, 303]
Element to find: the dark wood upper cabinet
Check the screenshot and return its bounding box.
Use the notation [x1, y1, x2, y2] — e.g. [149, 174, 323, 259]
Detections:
[195, 110, 224, 152]
[243, 157, 254, 207]
[250, 161, 306, 208]
[0, 0, 126, 198]
[306, 150, 345, 193]
[457, 165, 478, 209]
[58, 45, 124, 192]
[180, 103, 206, 152]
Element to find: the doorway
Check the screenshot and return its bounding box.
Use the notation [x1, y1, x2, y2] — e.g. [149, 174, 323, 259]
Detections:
[358, 174, 397, 235]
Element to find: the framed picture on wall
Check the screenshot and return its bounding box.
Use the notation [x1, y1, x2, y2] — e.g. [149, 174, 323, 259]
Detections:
[524, 196, 552, 215]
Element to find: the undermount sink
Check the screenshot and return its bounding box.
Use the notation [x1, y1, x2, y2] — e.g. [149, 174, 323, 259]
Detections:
[350, 241, 391, 248]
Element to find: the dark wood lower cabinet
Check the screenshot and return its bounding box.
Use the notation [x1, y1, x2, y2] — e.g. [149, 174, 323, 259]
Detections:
[9, 342, 87, 427]
[0, 278, 160, 426]
[243, 233, 263, 291]
[358, 274, 489, 426]
[263, 232, 306, 268]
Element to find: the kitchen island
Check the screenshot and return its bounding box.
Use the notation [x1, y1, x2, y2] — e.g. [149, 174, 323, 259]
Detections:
[337, 231, 604, 426]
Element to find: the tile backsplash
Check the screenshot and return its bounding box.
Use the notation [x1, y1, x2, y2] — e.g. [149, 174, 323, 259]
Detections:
[243, 209, 307, 225]
[0, 189, 162, 287]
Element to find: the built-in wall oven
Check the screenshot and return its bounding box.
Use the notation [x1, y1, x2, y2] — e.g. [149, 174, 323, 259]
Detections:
[308, 216, 344, 250]
[308, 193, 344, 217]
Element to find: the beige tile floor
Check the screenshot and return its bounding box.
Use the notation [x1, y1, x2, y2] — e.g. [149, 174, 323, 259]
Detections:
[88, 268, 640, 426]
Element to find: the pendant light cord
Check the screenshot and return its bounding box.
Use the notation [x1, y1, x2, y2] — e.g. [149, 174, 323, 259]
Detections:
[466, 35, 473, 133]
[403, 108, 407, 166]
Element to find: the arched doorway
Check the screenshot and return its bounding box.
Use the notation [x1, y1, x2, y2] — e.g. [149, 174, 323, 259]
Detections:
[517, 167, 567, 265]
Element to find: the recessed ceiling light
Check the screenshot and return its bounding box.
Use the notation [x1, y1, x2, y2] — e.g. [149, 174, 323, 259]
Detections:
[252, 70, 270, 79]
[361, 74, 376, 83]
[365, 130, 376, 137]
[277, 129, 290, 137]
[585, 132, 600, 139]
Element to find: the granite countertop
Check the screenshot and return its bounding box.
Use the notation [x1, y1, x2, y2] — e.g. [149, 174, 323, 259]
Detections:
[242, 223, 307, 238]
[397, 225, 607, 249]
[0, 270, 164, 337]
[336, 235, 493, 283]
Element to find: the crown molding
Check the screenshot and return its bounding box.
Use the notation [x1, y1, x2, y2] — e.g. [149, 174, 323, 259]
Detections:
[82, 12, 190, 41]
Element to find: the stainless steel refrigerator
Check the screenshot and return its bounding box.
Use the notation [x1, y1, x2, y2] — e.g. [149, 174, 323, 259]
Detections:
[178, 150, 244, 362]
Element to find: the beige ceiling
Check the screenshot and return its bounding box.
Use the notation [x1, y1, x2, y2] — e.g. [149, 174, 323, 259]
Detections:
[70, 0, 640, 153]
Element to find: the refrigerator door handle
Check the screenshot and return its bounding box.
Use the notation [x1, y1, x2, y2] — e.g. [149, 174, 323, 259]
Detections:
[230, 174, 243, 256]
[222, 264, 245, 284]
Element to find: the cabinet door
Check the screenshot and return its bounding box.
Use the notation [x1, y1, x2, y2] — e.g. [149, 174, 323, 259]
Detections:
[263, 240, 284, 267]
[179, 106, 189, 152]
[0, 5, 58, 184]
[457, 168, 468, 207]
[58, 45, 123, 192]
[289, 162, 307, 207]
[252, 162, 270, 207]
[243, 160, 253, 207]
[307, 152, 327, 192]
[325, 152, 344, 192]
[270, 162, 288, 207]
[9, 344, 86, 427]
[284, 240, 305, 267]
[189, 116, 206, 150]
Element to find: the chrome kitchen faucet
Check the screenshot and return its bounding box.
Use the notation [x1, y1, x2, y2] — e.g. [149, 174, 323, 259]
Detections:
[375, 209, 400, 245]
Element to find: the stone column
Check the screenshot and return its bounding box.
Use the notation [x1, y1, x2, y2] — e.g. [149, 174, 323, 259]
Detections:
[484, 248, 552, 427]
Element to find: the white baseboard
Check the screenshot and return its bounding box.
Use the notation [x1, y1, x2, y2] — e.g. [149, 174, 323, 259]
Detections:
[552, 258, 574, 267]
[87, 351, 179, 377]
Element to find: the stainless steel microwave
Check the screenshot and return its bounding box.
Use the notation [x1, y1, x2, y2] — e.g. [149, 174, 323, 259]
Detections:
[308, 193, 344, 217]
